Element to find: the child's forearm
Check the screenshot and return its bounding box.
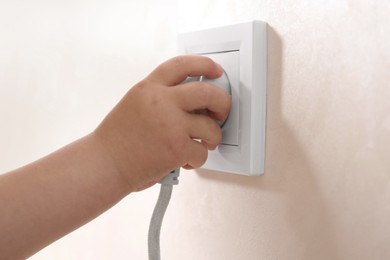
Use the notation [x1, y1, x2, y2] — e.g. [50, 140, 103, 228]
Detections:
[0, 133, 131, 259]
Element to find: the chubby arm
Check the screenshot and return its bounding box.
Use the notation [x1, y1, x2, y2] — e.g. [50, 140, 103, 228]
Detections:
[0, 55, 231, 259]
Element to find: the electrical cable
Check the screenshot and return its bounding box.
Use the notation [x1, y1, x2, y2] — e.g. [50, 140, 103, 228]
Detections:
[148, 168, 180, 260]
[147, 69, 229, 259]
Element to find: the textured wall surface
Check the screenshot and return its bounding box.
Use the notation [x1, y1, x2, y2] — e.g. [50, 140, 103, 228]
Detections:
[0, 0, 389, 259]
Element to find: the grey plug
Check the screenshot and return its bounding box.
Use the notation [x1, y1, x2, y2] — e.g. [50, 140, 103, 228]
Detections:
[183, 70, 232, 127]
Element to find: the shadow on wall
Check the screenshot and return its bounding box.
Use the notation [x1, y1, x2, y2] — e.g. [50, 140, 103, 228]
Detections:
[196, 26, 341, 260]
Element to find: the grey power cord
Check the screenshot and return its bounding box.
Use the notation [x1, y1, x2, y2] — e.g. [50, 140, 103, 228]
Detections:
[147, 71, 230, 260]
[148, 168, 180, 260]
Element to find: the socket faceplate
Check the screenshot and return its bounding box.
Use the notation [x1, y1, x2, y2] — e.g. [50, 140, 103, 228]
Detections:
[178, 21, 267, 176]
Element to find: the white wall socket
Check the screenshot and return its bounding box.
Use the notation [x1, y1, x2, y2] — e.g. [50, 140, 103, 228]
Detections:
[178, 21, 267, 176]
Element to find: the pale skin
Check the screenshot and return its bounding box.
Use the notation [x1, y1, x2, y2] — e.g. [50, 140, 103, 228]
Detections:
[0, 55, 231, 259]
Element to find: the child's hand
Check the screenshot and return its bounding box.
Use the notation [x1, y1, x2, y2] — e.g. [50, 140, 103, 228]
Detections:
[94, 55, 231, 191]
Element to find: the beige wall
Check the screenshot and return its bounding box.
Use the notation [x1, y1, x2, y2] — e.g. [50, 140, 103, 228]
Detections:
[1, 0, 389, 259]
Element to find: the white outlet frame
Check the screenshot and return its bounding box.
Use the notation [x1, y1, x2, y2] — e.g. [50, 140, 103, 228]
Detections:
[178, 21, 267, 176]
